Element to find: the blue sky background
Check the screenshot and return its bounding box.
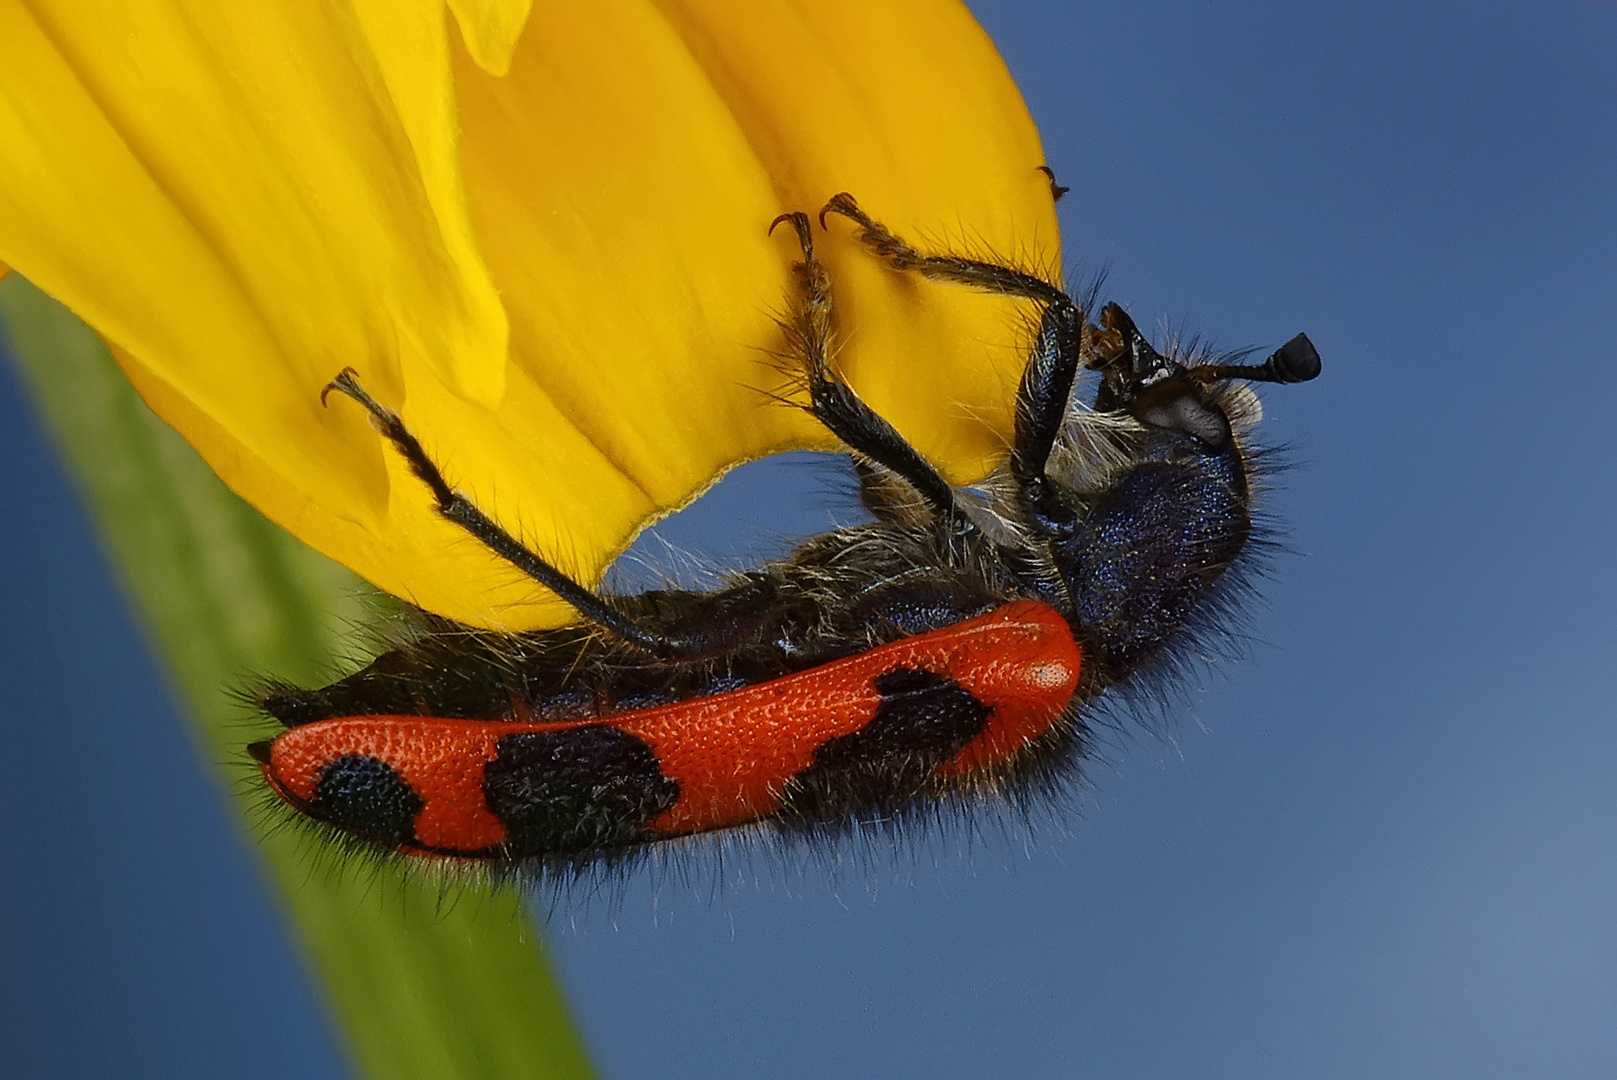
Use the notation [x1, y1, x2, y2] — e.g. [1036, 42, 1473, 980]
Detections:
[3, 1, 1615, 1077]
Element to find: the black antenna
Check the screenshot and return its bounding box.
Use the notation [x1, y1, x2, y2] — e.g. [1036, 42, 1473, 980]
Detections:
[1207, 333, 1322, 385]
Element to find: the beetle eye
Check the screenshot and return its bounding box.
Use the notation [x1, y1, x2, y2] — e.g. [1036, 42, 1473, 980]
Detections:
[1137, 391, 1232, 448]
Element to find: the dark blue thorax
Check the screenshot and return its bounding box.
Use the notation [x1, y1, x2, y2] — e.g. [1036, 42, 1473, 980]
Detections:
[1055, 442, 1250, 675]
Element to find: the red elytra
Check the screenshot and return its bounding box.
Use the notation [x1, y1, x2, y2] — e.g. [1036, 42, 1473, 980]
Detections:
[260, 599, 1081, 854]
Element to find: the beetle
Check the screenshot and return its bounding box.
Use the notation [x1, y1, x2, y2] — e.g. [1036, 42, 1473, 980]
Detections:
[250, 191, 1320, 881]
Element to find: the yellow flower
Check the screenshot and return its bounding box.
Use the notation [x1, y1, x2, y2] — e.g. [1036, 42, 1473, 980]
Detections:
[0, 0, 1059, 630]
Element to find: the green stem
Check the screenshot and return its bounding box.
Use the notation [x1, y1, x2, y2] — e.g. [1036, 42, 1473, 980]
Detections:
[0, 275, 596, 1080]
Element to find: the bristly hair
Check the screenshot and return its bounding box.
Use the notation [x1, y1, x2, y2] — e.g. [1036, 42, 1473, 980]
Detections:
[240, 711, 1098, 920]
[242, 192, 1320, 917]
[240, 389, 1294, 920]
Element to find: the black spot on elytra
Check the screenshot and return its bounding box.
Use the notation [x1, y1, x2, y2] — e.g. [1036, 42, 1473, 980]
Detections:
[779, 667, 991, 822]
[312, 755, 423, 847]
[482, 727, 680, 857]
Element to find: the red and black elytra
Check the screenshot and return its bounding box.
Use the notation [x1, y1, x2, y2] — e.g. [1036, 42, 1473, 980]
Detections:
[258, 601, 1079, 857]
[250, 190, 1321, 878]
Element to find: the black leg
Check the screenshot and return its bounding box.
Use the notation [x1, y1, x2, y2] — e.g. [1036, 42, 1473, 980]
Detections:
[819, 193, 1087, 538]
[770, 211, 966, 529]
[1037, 165, 1071, 203]
[1010, 303, 1085, 536]
[819, 192, 1070, 306]
[322, 370, 678, 655]
[852, 459, 934, 526]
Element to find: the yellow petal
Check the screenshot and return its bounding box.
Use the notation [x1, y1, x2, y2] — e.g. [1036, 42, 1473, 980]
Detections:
[0, 0, 516, 620]
[435, 0, 1060, 609]
[642, 0, 1063, 479]
[0, 0, 1058, 630]
[447, 0, 533, 76]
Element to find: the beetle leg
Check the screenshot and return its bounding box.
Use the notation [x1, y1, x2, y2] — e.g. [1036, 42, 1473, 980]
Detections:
[322, 370, 686, 656]
[770, 211, 970, 533]
[818, 191, 1069, 305]
[818, 193, 1086, 539]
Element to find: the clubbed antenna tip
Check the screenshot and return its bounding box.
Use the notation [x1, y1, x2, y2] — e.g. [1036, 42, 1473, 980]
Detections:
[1210, 333, 1322, 385]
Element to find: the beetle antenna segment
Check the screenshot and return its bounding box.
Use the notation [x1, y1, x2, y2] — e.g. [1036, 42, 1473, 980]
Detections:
[320, 369, 684, 656]
[1204, 334, 1323, 386]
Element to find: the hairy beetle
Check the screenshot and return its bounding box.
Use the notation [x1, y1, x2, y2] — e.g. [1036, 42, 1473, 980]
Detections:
[250, 191, 1320, 881]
